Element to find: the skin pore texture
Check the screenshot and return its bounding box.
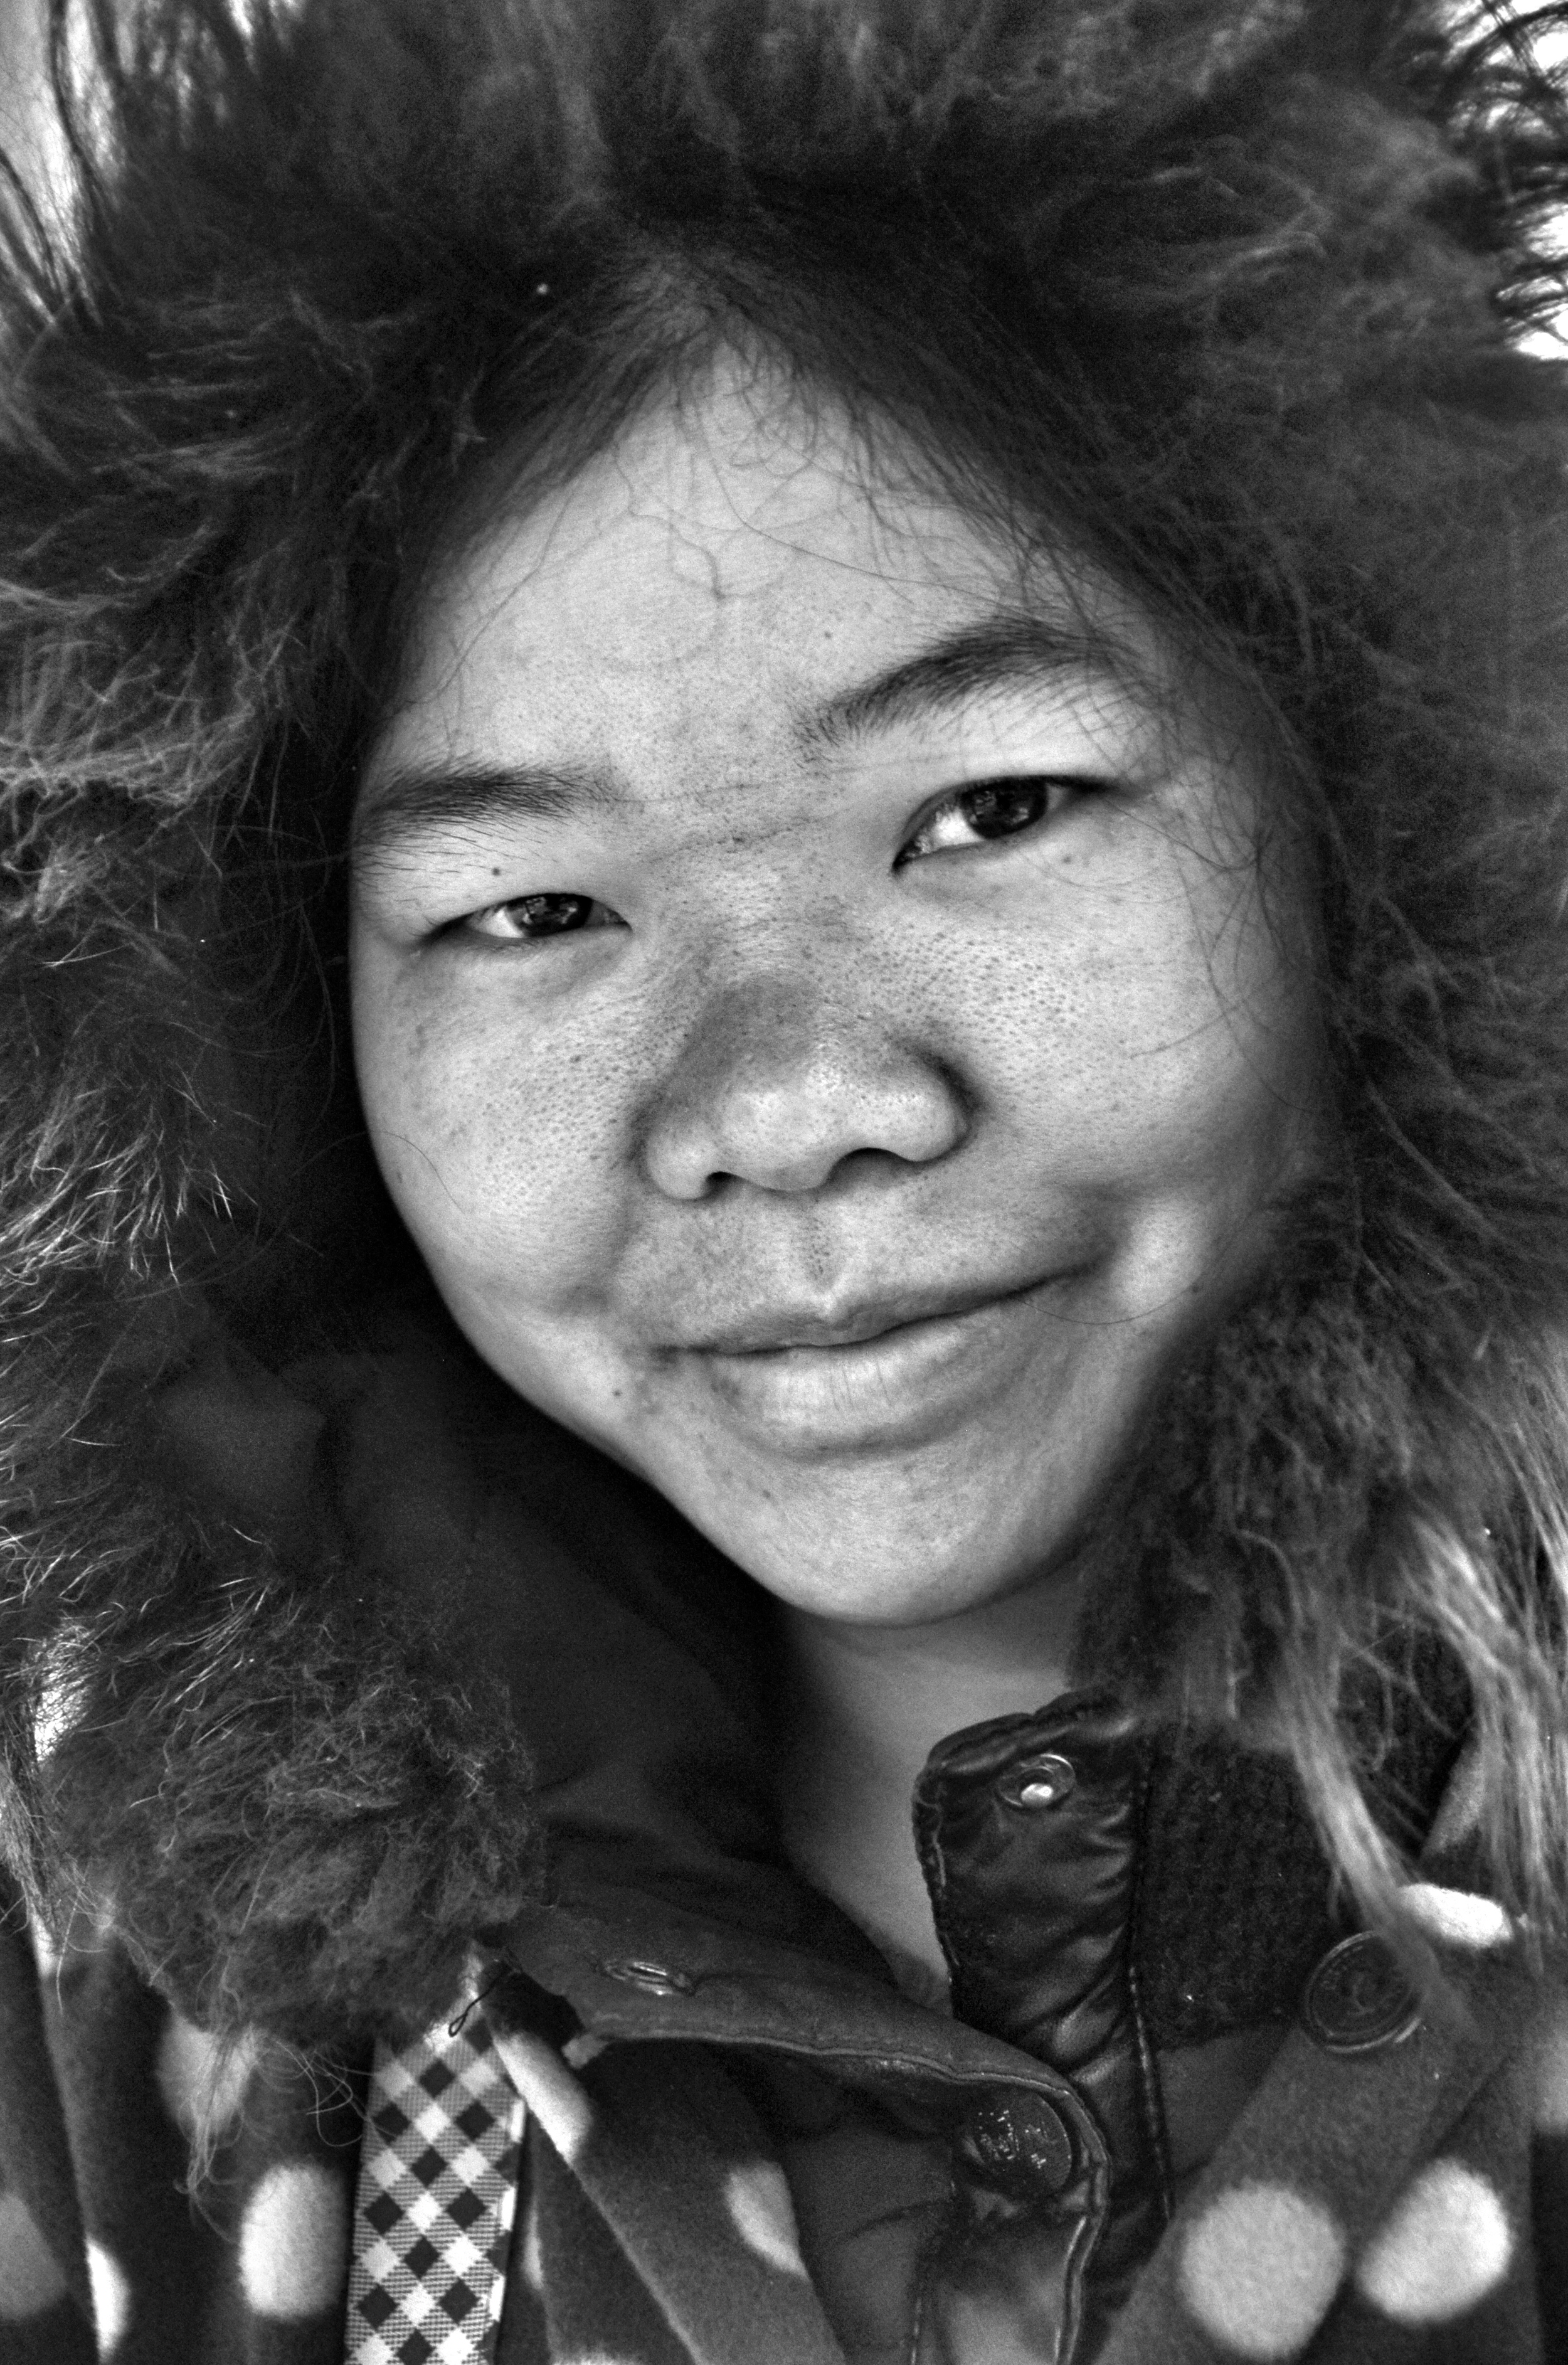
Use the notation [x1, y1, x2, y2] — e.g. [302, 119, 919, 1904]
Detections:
[349, 355, 1323, 1980]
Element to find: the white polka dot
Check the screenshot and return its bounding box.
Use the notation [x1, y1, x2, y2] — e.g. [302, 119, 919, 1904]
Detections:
[1396, 1885, 1512, 1948]
[1179, 2183, 1346, 2359]
[86, 2240, 130, 2357]
[1421, 1741, 1485, 1856]
[237, 2163, 349, 2319]
[494, 2029, 595, 2166]
[1533, 2009, 1568, 2134]
[724, 2162, 808, 2277]
[561, 2031, 609, 2070]
[155, 2014, 260, 2140]
[32, 1903, 112, 1974]
[0, 2193, 65, 2318]
[1356, 2160, 1512, 2324]
[519, 2190, 544, 2295]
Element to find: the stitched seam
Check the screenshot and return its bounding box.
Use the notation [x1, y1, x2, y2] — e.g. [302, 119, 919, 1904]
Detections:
[1126, 1741, 1174, 2224]
[904, 2142, 957, 2365]
[905, 2259, 928, 2365]
[911, 1782, 964, 1999]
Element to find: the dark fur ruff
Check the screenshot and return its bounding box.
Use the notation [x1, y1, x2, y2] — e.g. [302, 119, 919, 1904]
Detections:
[3, 0, 1568, 2046]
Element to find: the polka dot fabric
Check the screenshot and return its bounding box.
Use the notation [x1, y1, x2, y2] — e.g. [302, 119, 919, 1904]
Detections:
[2, 1855, 1568, 2364]
[1178, 2182, 1347, 2358]
[1091, 1884, 1554, 2363]
[8, 1889, 361, 2363]
[516, 2043, 847, 2365]
[245, 2163, 355, 2320]
[1353, 2159, 1513, 2324]
[0, 2192, 66, 2322]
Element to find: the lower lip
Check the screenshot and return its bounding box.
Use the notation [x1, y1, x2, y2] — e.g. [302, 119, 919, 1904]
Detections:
[689, 1279, 1072, 1452]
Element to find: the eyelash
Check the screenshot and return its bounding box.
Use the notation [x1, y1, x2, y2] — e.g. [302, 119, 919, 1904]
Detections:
[457, 773, 1089, 942]
[893, 774, 1088, 867]
[460, 891, 620, 944]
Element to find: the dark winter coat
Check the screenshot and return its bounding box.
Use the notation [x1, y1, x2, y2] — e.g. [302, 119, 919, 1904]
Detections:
[0, 1300, 1562, 2365]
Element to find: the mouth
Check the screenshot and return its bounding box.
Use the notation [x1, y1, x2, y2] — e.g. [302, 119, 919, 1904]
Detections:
[682, 1280, 1044, 1356]
[675, 1271, 1080, 1453]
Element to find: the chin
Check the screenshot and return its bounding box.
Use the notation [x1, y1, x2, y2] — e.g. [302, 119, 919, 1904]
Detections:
[685, 1489, 1078, 1628]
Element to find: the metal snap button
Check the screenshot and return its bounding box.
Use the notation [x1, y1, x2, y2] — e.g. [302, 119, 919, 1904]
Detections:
[1300, 1931, 1421, 2054]
[997, 1751, 1077, 1811]
[599, 1956, 695, 1998]
[958, 2092, 1075, 2198]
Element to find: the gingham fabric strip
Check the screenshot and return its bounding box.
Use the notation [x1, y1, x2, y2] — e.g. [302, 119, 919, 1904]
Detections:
[345, 1993, 527, 2365]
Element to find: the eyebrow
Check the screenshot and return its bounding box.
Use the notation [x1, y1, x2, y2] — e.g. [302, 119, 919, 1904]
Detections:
[797, 610, 1140, 753]
[352, 762, 620, 869]
[353, 609, 1140, 862]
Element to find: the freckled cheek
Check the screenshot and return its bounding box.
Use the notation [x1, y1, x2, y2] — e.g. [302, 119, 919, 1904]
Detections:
[361, 1001, 635, 1294]
[984, 935, 1308, 1184]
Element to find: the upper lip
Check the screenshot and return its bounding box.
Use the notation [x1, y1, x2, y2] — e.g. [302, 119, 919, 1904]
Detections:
[679, 1277, 1051, 1356]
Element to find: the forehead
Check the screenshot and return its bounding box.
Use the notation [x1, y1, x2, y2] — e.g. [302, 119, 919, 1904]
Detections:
[366, 358, 1172, 795]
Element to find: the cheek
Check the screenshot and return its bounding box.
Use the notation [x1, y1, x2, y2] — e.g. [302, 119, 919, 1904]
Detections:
[992, 862, 1312, 1183]
[354, 977, 633, 1297]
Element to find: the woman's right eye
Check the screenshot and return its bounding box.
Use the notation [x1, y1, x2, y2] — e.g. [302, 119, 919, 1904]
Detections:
[460, 892, 625, 943]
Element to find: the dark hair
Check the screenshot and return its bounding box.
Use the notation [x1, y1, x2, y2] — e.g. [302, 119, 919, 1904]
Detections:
[2, 0, 1568, 2044]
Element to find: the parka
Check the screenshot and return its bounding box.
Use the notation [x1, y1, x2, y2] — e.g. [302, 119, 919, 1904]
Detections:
[6, 4, 1568, 2364]
[0, 1299, 1562, 2365]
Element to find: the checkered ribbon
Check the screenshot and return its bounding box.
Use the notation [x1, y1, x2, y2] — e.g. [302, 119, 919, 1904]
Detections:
[344, 1992, 527, 2365]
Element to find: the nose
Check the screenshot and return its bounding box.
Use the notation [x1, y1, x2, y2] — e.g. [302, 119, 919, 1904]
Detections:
[642, 970, 969, 1199]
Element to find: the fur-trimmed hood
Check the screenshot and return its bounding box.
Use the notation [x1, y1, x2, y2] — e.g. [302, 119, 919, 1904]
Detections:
[4, 0, 1568, 2051]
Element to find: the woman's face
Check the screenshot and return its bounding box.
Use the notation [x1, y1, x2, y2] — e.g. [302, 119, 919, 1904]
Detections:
[351, 361, 1322, 1627]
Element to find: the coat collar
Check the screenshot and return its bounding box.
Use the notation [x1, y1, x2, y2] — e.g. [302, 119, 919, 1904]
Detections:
[155, 1297, 1557, 2361]
[158, 1296, 1465, 2054]
[156, 1296, 1449, 1988]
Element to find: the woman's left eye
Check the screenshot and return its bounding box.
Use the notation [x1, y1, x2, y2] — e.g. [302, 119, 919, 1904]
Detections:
[460, 891, 625, 943]
[896, 775, 1085, 866]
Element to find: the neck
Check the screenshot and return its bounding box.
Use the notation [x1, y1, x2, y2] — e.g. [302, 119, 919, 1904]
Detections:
[772, 1565, 1087, 1995]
